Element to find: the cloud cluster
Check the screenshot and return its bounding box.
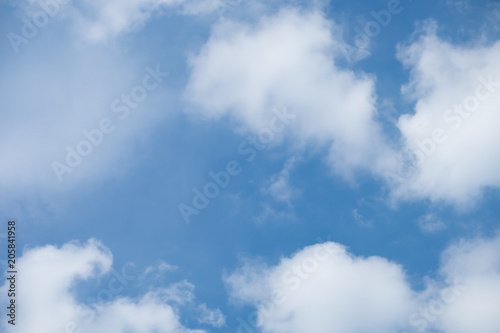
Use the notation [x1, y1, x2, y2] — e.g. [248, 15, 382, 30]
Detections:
[393, 21, 500, 205]
[13, 2, 500, 207]
[226, 234, 500, 333]
[185, 9, 397, 180]
[185, 10, 500, 206]
[0, 239, 223, 333]
[2, 233, 498, 333]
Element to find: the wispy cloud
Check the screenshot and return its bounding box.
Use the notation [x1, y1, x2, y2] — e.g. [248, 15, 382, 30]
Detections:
[265, 157, 301, 205]
[417, 213, 447, 234]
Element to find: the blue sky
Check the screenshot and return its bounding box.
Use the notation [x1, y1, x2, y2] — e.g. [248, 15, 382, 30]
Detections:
[1, 0, 500, 332]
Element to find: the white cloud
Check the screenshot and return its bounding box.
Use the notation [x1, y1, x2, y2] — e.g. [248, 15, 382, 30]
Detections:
[0, 239, 221, 333]
[185, 8, 397, 180]
[413, 234, 500, 333]
[226, 233, 500, 333]
[438, 238, 500, 333]
[226, 242, 416, 333]
[392, 21, 500, 206]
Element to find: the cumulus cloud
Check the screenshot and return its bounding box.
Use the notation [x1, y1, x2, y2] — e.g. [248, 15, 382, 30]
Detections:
[185, 9, 397, 179]
[226, 242, 416, 333]
[226, 234, 500, 333]
[432, 235, 500, 333]
[391, 21, 500, 206]
[411, 233, 500, 333]
[0, 239, 222, 333]
[184, 9, 500, 206]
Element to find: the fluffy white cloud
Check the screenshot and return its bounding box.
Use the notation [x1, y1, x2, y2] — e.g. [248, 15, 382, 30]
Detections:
[431, 235, 500, 333]
[184, 9, 500, 205]
[185, 9, 397, 179]
[0, 239, 222, 333]
[226, 234, 500, 333]
[392, 21, 500, 205]
[226, 242, 416, 333]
